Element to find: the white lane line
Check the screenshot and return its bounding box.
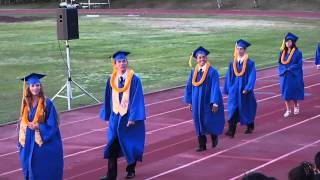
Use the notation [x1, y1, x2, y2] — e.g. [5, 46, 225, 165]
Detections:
[2, 82, 320, 177]
[0, 65, 316, 142]
[0, 75, 319, 159]
[229, 139, 320, 180]
[144, 113, 320, 180]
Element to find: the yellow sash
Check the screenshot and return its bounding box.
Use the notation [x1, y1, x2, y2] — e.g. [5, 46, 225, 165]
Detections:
[19, 98, 45, 147]
[111, 71, 133, 116]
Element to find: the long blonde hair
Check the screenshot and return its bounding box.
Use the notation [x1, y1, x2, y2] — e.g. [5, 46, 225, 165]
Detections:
[21, 84, 47, 123]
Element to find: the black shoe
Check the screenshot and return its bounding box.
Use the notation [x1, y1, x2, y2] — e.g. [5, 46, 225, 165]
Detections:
[100, 176, 107, 180]
[196, 145, 207, 152]
[245, 123, 254, 134]
[196, 135, 207, 152]
[211, 135, 218, 148]
[126, 171, 135, 179]
[100, 176, 116, 180]
[225, 130, 235, 138]
[244, 128, 253, 134]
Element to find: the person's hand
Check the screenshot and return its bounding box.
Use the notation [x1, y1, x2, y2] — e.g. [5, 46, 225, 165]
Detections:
[33, 123, 39, 130]
[242, 90, 248, 95]
[127, 120, 135, 127]
[189, 104, 192, 111]
[211, 104, 218, 113]
[27, 122, 34, 129]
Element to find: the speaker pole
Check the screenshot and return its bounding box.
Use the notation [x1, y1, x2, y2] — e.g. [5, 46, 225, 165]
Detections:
[52, 40, 100, 110]
[65, 40, 72, 110]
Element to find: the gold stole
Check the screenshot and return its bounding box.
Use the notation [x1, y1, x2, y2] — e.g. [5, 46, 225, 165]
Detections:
[112, 76, 132, 116]
[19, 98, 45, 147]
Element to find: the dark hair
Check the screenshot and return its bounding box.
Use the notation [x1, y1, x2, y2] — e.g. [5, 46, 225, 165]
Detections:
[315, 151, 320, 170]
[242, 172, 277, 180]
[288, 161, 316, 180]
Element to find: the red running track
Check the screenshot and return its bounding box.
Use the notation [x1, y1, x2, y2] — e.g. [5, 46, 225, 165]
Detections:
[0, 9, 320, 19]
[0, 60, 320, 180]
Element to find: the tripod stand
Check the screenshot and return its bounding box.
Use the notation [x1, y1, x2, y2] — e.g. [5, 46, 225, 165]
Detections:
[52, 40, 100, 110]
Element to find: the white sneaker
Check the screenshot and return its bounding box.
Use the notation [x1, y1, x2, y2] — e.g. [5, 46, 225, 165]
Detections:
[294, 106, 300, 115]
[283, 110, 291, 118]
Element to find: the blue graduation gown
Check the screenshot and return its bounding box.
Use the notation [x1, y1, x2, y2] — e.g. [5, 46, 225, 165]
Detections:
[100, 74, 146, 164]
[278, 49, 304, 100]
[315, 42, 320, 65]
[18, 98, 63, 180]
[224, 59, 257, 125]
[184, 66, 225, 136]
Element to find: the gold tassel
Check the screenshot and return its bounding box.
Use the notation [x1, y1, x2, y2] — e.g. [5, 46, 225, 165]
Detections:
[188, 52, 194, 68]
[20, 78, 27, 118]
[280, 39, 285, 51]
[233, 42, 237, 58]
[111, 56, 116, 72]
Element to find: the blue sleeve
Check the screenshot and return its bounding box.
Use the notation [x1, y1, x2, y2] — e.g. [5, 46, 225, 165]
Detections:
[245, 61, 256, 91]
[288, 51, 303, 74]
[99, 78, 111, 121]
[223, 63, 231, 95]
[129, 76, 146, 122]
[184, 70, 193, 104]
[278, 52, 288, 76]
[210, 69, 221, 105]
[39, 99, 59, 143]
[316, 43, 320, 65]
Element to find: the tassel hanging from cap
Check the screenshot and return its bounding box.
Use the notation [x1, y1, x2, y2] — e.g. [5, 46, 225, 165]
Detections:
[280, 39, 285, 51]
[188, 52, 194, 68]
[233, 42, 237, 58]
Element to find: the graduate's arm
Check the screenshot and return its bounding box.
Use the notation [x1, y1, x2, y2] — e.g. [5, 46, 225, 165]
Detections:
[99, 78, 111, 121]
[287, 51, 303, 75]
[316, 44, 320, 65]
[244, 62, 256, 93]
[278, 52, 288, 76]
[128, 77, 146, 124]
[38, 99, 59, 143]
[223, 63, 231, 95]
[210, 69, 220, 113]
[184, 70, 193, 105]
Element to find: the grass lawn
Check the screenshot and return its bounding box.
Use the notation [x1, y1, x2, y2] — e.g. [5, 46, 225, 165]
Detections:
[0, 14, 319, 124]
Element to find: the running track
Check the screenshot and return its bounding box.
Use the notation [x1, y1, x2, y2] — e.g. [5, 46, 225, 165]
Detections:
[0, 60, 319, 180]
[0, 9, 320, 19]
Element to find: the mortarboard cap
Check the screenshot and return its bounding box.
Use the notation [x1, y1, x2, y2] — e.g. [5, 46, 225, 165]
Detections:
[20, 73, 46, 85]
[236, 39, 251, 49]
[285, 32, 299, 42]
[112, 51, 130, 61]
[193, 46, 210, 58]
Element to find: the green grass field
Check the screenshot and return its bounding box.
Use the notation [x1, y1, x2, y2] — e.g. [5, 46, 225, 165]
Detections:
[0, 14, 319, 124]
[1, 0, 320, 11]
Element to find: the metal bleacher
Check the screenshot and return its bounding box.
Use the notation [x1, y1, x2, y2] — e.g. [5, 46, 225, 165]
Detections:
[79, 0, 110, 9]
[60, 0, 110, 9]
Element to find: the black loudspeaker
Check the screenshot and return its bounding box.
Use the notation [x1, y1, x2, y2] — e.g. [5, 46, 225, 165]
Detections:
[57, 8, 79, 40]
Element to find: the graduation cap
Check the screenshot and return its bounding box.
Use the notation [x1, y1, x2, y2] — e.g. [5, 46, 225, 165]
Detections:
[112, 51, 130, 61]
[285, 32, 299, 42]
[192, 46, 210, 58]
[20, 73, 46, 85]
[236, 39, 251, 49]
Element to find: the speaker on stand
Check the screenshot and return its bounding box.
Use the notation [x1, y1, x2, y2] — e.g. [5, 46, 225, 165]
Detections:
[53, 7, 100, 110]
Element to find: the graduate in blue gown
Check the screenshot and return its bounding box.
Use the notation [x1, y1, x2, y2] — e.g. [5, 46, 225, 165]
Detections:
[100, 51, 146, 180]
[224, 39, 257, 138]
[315, 42, 320, 70]
[184, 46, 225, 152]
[278, 32, 304, 118]
[18, 73, 63, 180]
